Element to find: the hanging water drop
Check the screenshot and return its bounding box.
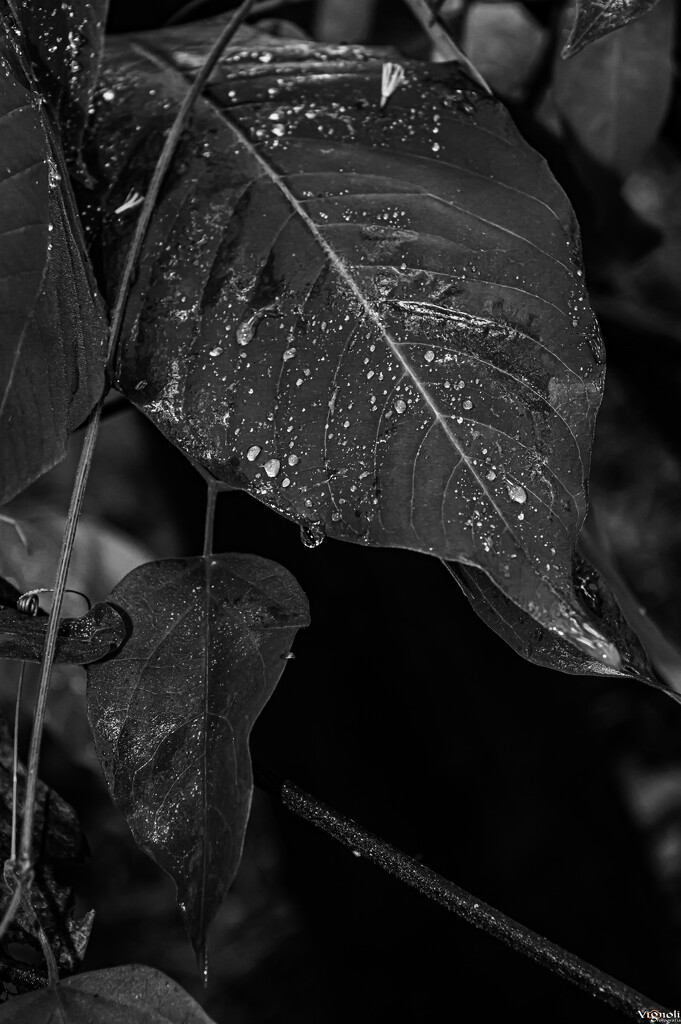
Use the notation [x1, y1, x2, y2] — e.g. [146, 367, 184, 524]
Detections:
[300, 522, 325, 548]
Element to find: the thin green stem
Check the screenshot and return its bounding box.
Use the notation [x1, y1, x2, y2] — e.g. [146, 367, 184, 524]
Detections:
[203, 480, 219, 557]
[401, 0, 491, 95]
[10, 661, 26, 863]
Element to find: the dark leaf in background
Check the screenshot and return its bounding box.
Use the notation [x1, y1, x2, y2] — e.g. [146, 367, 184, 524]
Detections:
[93, 23, 617, 668]
[0, 576, 126, 664]
[563, 0, 664, 56]
[0, 3, 107, 506]
[551, 0, 674, 180]
[15, 0, 108, 170]
[87, 554, 309, 958]
[0, 712, 93, 990]
[462, 2, 548, 103]
[0, 963, 217, 1022]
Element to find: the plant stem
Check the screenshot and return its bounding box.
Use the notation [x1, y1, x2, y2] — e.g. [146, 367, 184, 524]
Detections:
[1, 0, 259, 947]
[401, 0, 492, 95]
[203, 479, 219, 557]
[254, 761, 669, 1019]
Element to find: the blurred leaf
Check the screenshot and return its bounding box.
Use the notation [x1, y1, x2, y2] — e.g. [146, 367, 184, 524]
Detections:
[87, 554, 309, 958]
[552, 0, 674, 179]
[15, 0, 108, 170]
[0, 4, 107, 506]
[563, 0, 664, 57]
[462, 2, 547, 102]
[93, 22, 616, 666]
[0, 576, 126, 664]
[0, 964, 217, 1022]
[0, 712, 93, 990]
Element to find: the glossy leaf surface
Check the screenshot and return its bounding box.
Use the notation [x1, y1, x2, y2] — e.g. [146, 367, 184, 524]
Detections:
[0, 576, 126, 664]
[87, 554, 309, 957]
[0, 964, 216, 1023]
[0, 713, 93, 988]
[0, 3, 107, 505]
[563, 0, 664, 57]
[93, 23, 613, 665]
[16, 0, 108, 167]
[553, 0, 674, 179]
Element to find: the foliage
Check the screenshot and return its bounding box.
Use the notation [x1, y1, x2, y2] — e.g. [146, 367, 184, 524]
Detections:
[0, 0, 679, 1018]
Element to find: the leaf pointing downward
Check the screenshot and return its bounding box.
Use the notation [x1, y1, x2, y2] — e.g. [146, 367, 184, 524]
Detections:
[86, 554, 309, 958]
[94, 24, 612, 667]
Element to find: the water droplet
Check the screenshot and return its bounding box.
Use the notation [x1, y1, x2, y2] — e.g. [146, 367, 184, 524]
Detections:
[246, 445, 261, 462]
[288, 454, 299, 466]
[505, 482, 527, 504]
[282, 477, 291, 488]
[209, 346, 223, 357]
[394, 398, 407, 414]
[300, 522, 325, 548]
[424, 350, 435, 363]
[102, 88, 115, 101]
[282, 652, 295, 660]
[486, 469, 496, 481]
[264, 458, 281, 478]
[282, 347, 296, 361]
[462, 399, 473, 411]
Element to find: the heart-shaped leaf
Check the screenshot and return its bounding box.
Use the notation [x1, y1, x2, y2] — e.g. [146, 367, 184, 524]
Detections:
[14, 0, 108, 169]
[0, 712, 94, 988]
[87, 554, 309, 958]
[0, 576, 126, 664]
[0, 964, 216, 1023]
[0, 3, 107, 505]
[562, 0, 664, 57]
[552, 0, 674, 179]
[92, 23, 616, 667]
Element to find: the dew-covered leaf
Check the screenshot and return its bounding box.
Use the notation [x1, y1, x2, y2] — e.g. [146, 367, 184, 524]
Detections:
[0, 575, 126, 664]
[0, 3, 107, 505]
[563, 0, 664, 57]
[446, 550, 673, 692]
[14, 0, 108, 168]
[552, 0, 674, 179]
[90, 23, 618, 668]
[0, 964, 217, 1022]
[86, 554, 309, 957]
[0, 711, 94, 990]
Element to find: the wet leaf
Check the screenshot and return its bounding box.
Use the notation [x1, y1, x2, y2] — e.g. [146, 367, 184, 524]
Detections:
[0, 3, 107, 505]
[552, 0, 674, 179]
[93, 23, 613, 666]
[15, 0, 108, 169]
[86, 554, 309, 957]
[0, 963, 216, 1022]
[0, 712, 94, 989]
[0, 576, 126, 664]
[563, 0, 664, 57]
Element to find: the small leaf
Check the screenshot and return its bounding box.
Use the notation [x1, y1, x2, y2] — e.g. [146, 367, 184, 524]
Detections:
[15, 0, 108, 169]
[87, 554, 309, 957]
[93, 24, 611, 664]
[0, 964, 217, 1022]
[0, 712, 94, 988]
[563, 0, 664, 57]
[0, 5, 107, 505]
[552, 0, 674, 179]
[0, 577, 126, 664]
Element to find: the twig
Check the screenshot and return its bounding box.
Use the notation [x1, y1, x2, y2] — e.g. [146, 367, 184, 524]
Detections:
[0, 0, 259, 946]
[254, 761, 669, 1019]
[401, 0, 492, 95]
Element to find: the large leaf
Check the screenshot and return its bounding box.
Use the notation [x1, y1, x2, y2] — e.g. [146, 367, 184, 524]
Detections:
[563, 0, 664, 57]
[15, 0, 109, 169]
[0, 575, 126, 664]
[0, 2, 107, 505]
[92, 23, 616, 667]
[87, 554, 309, 958]
[0, 964, 216, 1022]
[0, 712, 94, 989]
[552, 0, 674, 180]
